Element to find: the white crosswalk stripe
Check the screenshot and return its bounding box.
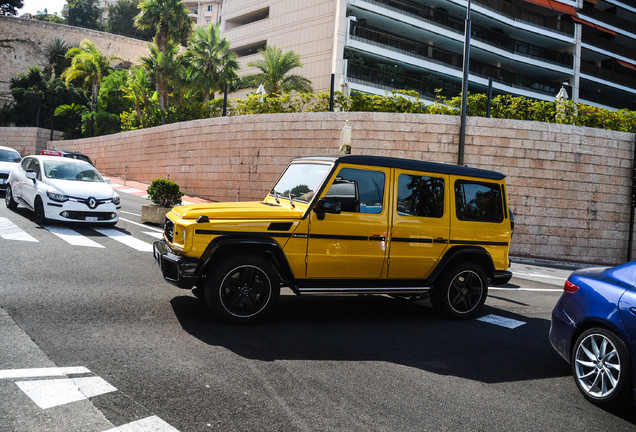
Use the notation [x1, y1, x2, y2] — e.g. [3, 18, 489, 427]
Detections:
[93, 228, 154, 252]
[44, 225, 104, 248]
[0, 217, 38, 242]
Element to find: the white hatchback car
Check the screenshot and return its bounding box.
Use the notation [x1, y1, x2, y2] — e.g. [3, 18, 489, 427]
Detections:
[5, 155, 120, 225]
[0, 146, 22, 194]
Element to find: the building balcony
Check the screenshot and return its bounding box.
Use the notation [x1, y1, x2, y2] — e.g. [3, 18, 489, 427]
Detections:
[474, 0, 574, 36]
[578, 6, 636, 37]
[581, 32, 636, 62]
[580, 61, 636, 90]
[350, 23, 562, 96]
[351, 0, 572, 67]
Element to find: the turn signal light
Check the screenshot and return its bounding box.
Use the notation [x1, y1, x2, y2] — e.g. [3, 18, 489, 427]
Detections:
[564, 280, 579, 293]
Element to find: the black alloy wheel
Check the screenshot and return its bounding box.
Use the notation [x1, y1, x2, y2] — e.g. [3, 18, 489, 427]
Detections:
[431, 262, 488, 319]
[205, 255, 280, 324]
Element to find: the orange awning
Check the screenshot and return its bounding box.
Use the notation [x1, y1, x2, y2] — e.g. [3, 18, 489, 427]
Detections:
[617, 59, 636, 71]
[523, 0, 578, 15]
[572, 16, 617, 35]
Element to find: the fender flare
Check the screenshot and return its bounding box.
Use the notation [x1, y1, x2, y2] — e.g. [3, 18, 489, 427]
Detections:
[428, 246, 496, 285]
[195, 235, 296, 285]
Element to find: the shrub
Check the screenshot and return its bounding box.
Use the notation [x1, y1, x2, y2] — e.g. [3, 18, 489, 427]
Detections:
[146, 178, 185, 208]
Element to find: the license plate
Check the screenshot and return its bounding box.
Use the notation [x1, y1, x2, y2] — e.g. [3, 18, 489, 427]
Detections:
[85, 216, 98, 222]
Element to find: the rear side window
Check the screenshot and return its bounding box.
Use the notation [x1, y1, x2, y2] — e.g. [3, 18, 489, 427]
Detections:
[455, 180, 503, 223]
[397, 174, 444, 218]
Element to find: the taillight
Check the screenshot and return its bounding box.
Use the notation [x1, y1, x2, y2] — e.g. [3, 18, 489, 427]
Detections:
[564, 280, 579, 293]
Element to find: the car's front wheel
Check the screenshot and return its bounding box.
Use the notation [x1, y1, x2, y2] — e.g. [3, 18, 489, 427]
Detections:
[5, 185, 17, 210]
[204, 255, 280, 324]
[431, 262, 488, 319]
[572, 327, 632, 408]
[34, 197, 47, 225]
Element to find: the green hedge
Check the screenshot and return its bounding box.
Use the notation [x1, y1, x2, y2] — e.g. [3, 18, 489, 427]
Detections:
[120, 90, 636, 134]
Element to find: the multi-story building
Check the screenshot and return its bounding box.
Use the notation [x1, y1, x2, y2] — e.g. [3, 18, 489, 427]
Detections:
[183, 0, 223, 27]
[220, 0, 636, 111]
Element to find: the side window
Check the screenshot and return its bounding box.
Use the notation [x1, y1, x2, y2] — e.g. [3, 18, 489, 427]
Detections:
[397, 174, 444, 218]
[21, 158, 32, 171]
[455, 180, 503, 223]
[325, 168, 385, 214]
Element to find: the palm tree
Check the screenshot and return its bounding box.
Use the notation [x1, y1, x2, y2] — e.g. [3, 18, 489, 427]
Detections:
[134, 0, 192, 53]
[61, 39, 119, 112]
[141, 43, 180, 116]
[241, 46, 313, 95]
[185, 23, 238, 102]
[43, 38, 72, 78]
[122, 66, 153, 124]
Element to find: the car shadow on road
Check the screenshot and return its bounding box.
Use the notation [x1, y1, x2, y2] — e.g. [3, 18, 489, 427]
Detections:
[170, 293, 570, 385]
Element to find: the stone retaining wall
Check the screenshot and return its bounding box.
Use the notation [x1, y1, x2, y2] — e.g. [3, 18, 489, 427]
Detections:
[7, 112, 634, 265]
[0, 126, 62, 155]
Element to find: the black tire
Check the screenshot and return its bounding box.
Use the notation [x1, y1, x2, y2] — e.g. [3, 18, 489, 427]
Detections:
[5, 185, 17, 210]
[204, 255, 280, 324]
[431, 262, 488, 319]
[571, 327, 632, 408]
[34, 197, 47, 225]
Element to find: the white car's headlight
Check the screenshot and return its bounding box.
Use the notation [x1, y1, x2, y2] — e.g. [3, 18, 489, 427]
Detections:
[112, 193, 120, 205]
[46, 188, 68, 202]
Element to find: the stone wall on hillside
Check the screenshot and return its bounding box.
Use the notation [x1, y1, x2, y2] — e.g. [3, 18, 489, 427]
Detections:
[41, 112, 636, 266]
[0, 16, 148, 104]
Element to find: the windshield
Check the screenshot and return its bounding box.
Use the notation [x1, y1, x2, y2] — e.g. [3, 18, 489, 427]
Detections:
[43, 160, 103, 182]
[269, 162, 332, 203]
[0, 149, 21, 163]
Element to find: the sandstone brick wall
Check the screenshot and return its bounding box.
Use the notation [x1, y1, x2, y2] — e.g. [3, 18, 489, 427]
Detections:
[41, 112, 635, 266]
[0, 126, 62, 155]
[0, 16, 148, 104]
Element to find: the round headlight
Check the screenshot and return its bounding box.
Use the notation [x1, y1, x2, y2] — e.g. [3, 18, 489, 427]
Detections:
[112, 193, 120, 205]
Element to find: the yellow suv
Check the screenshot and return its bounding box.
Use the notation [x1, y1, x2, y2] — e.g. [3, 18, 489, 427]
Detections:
[153, 155, 513, 323]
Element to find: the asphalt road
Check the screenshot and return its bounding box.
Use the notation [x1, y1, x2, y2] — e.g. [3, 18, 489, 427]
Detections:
[1, 190, 635, 432]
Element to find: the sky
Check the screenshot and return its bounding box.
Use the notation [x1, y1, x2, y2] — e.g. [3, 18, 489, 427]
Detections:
[18, 0, 67, 15]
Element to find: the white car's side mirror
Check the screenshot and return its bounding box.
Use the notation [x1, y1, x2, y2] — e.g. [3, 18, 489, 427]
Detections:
[25, 171, 37, 181]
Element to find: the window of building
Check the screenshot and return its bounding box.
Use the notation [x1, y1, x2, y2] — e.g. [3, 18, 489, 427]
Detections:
[225, 7, 269, 29]
[325, 168, 385, 214]
[231, 41, 267, 57]
[397, 174, 444, 218]
[454, 180, 503, 223]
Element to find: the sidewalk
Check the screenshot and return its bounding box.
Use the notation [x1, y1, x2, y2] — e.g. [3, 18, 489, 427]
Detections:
[106, 175, 210, 205]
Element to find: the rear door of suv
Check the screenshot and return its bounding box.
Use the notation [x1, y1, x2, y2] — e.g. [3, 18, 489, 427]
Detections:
[387, 169, 450, 279]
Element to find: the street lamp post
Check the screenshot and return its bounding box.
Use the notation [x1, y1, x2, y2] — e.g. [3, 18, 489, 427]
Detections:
[458, 0, 472, 166]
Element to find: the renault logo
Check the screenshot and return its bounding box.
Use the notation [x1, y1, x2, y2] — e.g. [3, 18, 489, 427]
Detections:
[88, 197, 97, 209]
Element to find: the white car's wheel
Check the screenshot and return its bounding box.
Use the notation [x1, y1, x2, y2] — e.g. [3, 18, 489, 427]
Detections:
[34, 197, 47, 225]
[5, 185, 17, 210]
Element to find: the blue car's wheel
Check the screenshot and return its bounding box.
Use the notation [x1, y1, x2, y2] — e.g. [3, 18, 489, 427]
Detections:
[572, 327, 632, 408]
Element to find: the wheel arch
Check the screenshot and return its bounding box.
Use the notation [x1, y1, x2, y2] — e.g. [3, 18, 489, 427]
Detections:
[428, 246, 495, 285]
[569, 319, 630, 361]
[196, 235, 296, 285]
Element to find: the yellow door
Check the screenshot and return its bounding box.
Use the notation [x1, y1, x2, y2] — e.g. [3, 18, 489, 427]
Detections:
[388, 170, 450, 279]
[306, 165, 390, 279]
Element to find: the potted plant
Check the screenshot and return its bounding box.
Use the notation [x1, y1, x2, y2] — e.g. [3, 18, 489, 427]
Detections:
[141, 178, 185, 224]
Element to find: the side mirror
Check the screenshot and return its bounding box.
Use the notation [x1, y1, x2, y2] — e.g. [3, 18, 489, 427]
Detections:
[314, 198, 341, 220]
[25, 171, 37, 181]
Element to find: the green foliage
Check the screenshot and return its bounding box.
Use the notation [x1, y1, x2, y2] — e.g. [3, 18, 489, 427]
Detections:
[135, 0, 192, 52]
[106, 0, 153, 40]
[1, 0, 23, 15]
[146, 178, 184, 207]
[98, 70, 131, 114]
[81, 110, 121, 136]
[34, 10, 66, 24]
[66, 0, 103, 31]
[346, 90, 429, 113]
[54, 103, 87, 138]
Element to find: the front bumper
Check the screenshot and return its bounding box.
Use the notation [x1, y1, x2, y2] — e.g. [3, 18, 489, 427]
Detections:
[491, 270, 513, 285]
[153, 239, 199, 289]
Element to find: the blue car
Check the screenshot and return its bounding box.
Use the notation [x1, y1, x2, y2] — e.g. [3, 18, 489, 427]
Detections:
[550, 261, 636, 408]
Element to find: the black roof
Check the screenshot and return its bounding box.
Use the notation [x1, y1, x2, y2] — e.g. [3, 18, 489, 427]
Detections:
[292, 155, 506, 180]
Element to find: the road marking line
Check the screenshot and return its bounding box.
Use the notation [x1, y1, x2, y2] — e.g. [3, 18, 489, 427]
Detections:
[0, 217, 38, 242]
[94, 228, 153, 252]
[143, 231, 163, 239]
[15, 376, 117, 409]
[119, 217, 164, 232]
[513, 271, 565, 281]
[490, 287, 563, 292]
[102, 416, 181, 432]
[111, 186, 144, 194]
[477, 314, 526, 329]
[0, 366, 91, 379]
[44, 225, 104, 248]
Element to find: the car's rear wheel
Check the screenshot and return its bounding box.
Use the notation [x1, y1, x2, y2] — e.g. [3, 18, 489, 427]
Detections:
[431, 262, 488, 319]
[572, 327, 632, 408]
[5, 185, 17, 210]
[34, 197, 47, 225]
[204, 255, 280, 324]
